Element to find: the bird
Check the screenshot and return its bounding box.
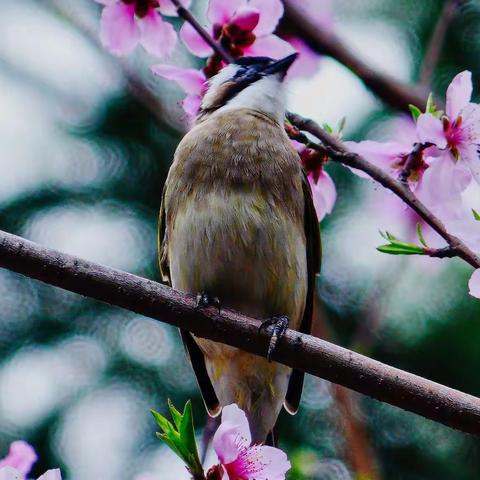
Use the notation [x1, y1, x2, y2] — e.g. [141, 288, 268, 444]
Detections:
[158, 53, 320, 444]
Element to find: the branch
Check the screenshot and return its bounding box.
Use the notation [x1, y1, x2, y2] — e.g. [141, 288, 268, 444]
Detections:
[282, 0, 430, 112]
[419, 0, 458, 86]
[169, 0, 234, 64]
[1, 230, 480, 435]
[287, 112, 480, 269]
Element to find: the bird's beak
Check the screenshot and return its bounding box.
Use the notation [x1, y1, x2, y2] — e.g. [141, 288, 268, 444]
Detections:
[263, 53, 298, 76]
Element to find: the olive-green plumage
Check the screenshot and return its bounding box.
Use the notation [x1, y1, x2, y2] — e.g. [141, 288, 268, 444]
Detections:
[159, 103, 320, 442]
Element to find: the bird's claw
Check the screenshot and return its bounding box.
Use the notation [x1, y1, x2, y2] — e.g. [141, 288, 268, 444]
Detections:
[196, 292, 221, 313]
[259, 315, 289, 362]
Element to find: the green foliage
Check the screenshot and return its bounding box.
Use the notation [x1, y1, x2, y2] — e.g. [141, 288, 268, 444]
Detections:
[377, 231, 427, 255]
[151, 400, 204, 478]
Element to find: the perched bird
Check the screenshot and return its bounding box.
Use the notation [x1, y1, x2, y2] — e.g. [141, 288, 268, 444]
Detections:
[158, 53, 320, 444]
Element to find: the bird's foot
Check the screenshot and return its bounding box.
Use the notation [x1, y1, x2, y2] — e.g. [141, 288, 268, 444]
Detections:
[259, 315, 289, 362]
[196, 292, 221, 313]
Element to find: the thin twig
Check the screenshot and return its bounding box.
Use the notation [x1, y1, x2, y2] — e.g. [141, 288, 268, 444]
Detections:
[1, 229, 480, 435]
[419, 0, 458, 86]
[169, 0, 234, 64]
[286, 112, 480, 269]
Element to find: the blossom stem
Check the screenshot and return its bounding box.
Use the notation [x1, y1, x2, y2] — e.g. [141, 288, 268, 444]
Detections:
[286, 112, 480, 269]
[1, 229, 480, 435]
[169, 0, 234, 63]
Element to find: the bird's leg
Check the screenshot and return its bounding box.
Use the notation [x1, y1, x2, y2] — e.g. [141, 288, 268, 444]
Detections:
[196, 292, 221, 313]
[259, 315, 289, 362]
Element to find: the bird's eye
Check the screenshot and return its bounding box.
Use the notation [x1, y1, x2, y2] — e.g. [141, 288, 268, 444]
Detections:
[234, 67, 248, 79]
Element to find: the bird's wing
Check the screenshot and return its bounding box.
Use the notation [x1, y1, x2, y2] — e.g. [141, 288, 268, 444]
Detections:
[158, 183, 221, 417]
[284, 172, 321, 414]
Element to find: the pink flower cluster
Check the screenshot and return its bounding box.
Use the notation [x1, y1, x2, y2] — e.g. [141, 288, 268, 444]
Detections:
[95, 0, 191, 57]
[346, 71, 480, 298]
[209, 404, 291, 480]
[0, 441, 61, 480]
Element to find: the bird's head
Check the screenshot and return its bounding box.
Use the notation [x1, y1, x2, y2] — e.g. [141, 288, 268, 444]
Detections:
[199, 53, 298, 123]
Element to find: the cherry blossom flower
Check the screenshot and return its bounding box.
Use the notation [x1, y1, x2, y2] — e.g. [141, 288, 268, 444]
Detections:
[151, 64, 206, 123]
[180, 0, 294, 61]
[212, 404, 291, 480]
[293, 142, 336, 221]
[0, 467, 61, 480]
[345, 116, 471, 210]
[95, 0, 191, 57]
[0, 442, 37, 480]
[416, 71, 480, 190]
[469, 269, 480, 298]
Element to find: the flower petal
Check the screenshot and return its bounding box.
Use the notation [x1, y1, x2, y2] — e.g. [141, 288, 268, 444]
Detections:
[207, 0, 247, 25]
[213, 404, 252, 465]
[0, 441, 37, 476]
[180, 22, 214, 57]
[99, 3, 139, 56]
[249, 0, 284, 36]
[416, 113, 447, 148]
[37, 469, 62, 480]
[344, 140, 409, 178]
[94, 0, 116, 5]
[158, 0, 191, 16]
[244, 34, 295, 59]
[459, 143, 480, 185]
[308, 171, 336, 221]
[151, 65, 206, 95]
[469, 269, 480, 299]
[138, 11, 177, 58]
[231, 6, 260, 31]
[226, 445, 291, 480]
[416, 151, 471, 208]
[446, 70, 472, 120]
[182, 94, 203, 121]
[0, 467, 21, 480]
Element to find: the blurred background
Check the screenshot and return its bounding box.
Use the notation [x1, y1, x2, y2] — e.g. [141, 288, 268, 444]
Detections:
[1, 0, 480, 478]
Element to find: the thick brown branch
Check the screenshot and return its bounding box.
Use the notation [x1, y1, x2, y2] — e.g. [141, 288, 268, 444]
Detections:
[1, 230, 480, 435]
[282, 0, 430, 112]
[287, 112, 480, 269]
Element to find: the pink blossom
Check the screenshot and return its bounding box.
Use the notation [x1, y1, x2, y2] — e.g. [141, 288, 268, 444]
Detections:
[417, 71, 480, 189]
[469, 269, 480, 299]
[151, 64, 206, 123]
[95, 0, 191, 57]
[291, 141, 336, 221]
[180, 0, 294, 61]
[0, 467, 61, 480]
[307, 171, 336, 222]
[0, 442, 37, 479]
[344, 140, 428, 186]
[212, 404, 291, 480]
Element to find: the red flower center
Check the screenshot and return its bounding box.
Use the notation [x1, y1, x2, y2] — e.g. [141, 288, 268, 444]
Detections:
[123, 0, 159, 18]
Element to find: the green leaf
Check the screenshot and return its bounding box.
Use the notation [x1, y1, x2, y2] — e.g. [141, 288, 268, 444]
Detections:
[416, 223, 428, 247]
[473, 209, 480, 221]
[151, 402, 204, 478]
[321, 122, 333, 134]
[167, 399, 183, 430]
[426, 92, 436, 114]
[377, 243, 426, 255]
[409, 104, 421, 121]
